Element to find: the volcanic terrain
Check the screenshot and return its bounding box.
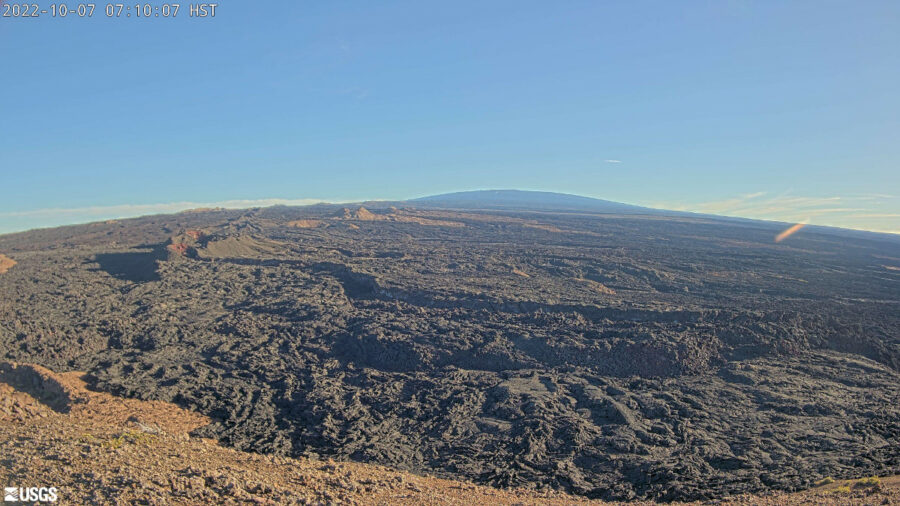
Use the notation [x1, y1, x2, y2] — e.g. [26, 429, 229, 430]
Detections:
[0, 191, 898, 502]
[2, 361, 896, 505]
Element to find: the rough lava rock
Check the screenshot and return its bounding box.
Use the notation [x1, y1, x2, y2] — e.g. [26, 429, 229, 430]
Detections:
[0, 202, 898, 501]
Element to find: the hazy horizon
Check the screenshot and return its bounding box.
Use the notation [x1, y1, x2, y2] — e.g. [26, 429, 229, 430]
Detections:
[2, 2, 898, 235]
[1, 189, 898, 237]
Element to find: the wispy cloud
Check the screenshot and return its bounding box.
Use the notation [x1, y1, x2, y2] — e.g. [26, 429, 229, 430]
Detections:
[858, 193, 898, 200]
[604, 159, 622, 164]
[336, 86, 370, 100]
[846, 213, 900, 219]
[0, 198, 350, 235]
[646, 192, 899, 235]
[0, 199, 338, 219]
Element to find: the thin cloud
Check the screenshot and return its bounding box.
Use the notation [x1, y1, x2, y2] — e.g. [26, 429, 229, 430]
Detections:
[336, 87, 370, 100]
[857, 193, 898, 200]
[604, 159, 622, 164]
[0, 198, 351, 235]
[0, 199, 340, 219]
[645, 192, 899, 235]
[846, 213, 900, 219]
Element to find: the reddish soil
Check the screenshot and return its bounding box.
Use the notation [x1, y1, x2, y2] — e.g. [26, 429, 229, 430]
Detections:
[0, 362, 601, 505]
[339, 207, 465, 227]
[353, 207, 378, 220]
[286, 219, 323, 228]
[0, 254, 14, 274]
[185, 229, 206, 240]
[1, 361, 897, 505]
[166, 242, 192, 256]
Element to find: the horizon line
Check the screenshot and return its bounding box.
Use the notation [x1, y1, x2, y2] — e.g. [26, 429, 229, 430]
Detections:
[0, 191, 898, 237]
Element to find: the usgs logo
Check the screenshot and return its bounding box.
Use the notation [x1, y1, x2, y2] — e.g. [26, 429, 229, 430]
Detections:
[4, 487, 58, 502]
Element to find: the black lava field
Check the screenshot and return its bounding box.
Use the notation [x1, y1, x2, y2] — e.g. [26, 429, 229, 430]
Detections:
[1, 195, 898, 501]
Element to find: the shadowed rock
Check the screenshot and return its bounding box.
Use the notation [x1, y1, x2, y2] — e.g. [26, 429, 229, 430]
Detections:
[93, 248, 165, 282]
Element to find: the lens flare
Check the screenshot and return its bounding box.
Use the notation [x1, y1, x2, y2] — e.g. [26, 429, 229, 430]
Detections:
[775, 223, 806, 243]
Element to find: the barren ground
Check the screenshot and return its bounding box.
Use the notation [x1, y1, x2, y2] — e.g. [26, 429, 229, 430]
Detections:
[1, 362, 897, 504]
[0, 202, 898, 501]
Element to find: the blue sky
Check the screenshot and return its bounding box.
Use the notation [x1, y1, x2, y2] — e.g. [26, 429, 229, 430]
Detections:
[1, 1, 898, 234]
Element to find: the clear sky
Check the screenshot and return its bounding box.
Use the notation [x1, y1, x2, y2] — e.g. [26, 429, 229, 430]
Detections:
[1, 1, 898, 234]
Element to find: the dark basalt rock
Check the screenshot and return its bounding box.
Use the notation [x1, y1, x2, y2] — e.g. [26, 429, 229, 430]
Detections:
[0, 203, 898, 501]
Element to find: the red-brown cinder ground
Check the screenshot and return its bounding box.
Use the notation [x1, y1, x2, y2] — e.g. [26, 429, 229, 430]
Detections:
[0, 254, 15, 274]
[166, 242, 192, 256]
[0, 362, 598, 505]
[1, 361, 896, 505]
[286, 219, 323, 229]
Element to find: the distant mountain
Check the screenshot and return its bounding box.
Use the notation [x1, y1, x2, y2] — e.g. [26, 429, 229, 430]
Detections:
[410, 190, 900, 244]
[410, 189, 655, 213]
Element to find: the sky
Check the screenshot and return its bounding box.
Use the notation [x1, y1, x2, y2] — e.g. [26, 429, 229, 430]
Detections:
[1, 1, 898, 234]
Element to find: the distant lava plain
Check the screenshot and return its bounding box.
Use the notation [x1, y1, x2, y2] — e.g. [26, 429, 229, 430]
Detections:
[0, 191, 898, 501]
